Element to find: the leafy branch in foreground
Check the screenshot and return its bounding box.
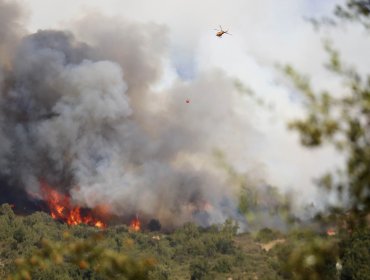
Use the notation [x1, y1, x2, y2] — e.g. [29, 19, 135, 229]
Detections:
[284, 40, 370, 214]
[8, 232, 155, 280]
[335, 0, 370, 28]
[279, 2, 370, 278]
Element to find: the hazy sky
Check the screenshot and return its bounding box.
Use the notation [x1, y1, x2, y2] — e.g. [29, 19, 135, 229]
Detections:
[14, 0, 370, 210]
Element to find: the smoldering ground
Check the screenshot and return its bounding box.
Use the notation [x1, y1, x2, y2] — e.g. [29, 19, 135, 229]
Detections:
[0, 0, 293, 229]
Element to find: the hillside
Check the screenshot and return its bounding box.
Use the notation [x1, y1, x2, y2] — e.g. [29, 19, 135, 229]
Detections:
[2, 204, 370, 279]
[0, 204, 285, 280]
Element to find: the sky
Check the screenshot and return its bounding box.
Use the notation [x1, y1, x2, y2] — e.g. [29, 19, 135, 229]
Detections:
[2, 0, 370, 224]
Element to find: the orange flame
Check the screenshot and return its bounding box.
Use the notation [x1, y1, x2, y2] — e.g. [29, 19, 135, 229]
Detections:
[130, 215, 141, 232]
[327, 228, 336, 236]
[40, 181, 106, 229]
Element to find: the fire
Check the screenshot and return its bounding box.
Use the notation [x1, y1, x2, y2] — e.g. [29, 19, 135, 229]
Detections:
[40, 181, 106, 229]
[130, 215, 141, 232]
[327, 228, 336, 236]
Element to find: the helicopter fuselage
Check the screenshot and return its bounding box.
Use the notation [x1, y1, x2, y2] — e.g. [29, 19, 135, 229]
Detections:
[216, 31, 225, 37]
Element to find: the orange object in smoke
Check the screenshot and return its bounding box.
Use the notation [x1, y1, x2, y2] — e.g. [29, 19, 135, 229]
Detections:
[130, 214, 141, 231]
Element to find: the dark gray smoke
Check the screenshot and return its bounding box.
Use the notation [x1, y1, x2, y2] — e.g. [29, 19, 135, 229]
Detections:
[0, 1, 285, 229]
[0, 0, 25, 67]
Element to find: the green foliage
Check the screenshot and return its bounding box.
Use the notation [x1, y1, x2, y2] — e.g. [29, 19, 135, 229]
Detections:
[285, 20, 370, 214]
[9, 233, 154, 280]
[255, 228, 283, 243]
[272, 240, 296, 279]
[335, 0, 370, 28]
[271, 229, 338, 280]
[213, 256, 232, 273]
[148, 264, 169, 280]
[287, 237, 338, 280]
[0, 206, 153, 280]
[189, 259, 212, 280]
[0, 208, 285, 279]
[283, 4, 370, 280]
[340, 227, 370, 279]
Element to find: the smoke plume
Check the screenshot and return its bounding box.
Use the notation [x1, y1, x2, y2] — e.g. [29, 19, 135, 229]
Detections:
[0, 0, 285, 229]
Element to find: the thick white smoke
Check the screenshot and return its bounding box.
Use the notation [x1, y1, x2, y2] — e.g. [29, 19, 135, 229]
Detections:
[0, 0, 292, 229]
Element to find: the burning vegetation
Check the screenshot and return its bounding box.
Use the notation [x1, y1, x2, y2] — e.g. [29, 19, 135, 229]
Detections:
[130, 215, 141, 232]
[37, 181, 146, 231]
[40, 181, 107, 229]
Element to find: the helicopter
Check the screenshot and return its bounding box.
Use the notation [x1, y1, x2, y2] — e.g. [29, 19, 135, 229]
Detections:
[214, 26, 231, 37]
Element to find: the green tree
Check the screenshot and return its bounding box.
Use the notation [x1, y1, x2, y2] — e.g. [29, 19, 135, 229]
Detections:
[284, 1, 370, 279]
[189, 259, 211, 280]
[340, 227, 370, 280]
[213, 256, 232, 273]
[9, 233, 155, 280]
[286, 1, 370, 216]
[335, 0, 370, 27]
[148, 264, 170, 280]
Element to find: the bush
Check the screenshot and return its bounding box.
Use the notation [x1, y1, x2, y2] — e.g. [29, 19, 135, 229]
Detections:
[213, 257, 232, 273]
[255, 228, 282, 243]
[341, 227, 370, 280]
[147, 219, 161, 232]
[190, 259, 212, 280]
[148, 264, 170, 280]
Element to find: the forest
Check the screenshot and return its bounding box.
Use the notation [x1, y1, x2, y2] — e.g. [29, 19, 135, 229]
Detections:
[2, 203, 369, 280]
[1, 0, 370, 279]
